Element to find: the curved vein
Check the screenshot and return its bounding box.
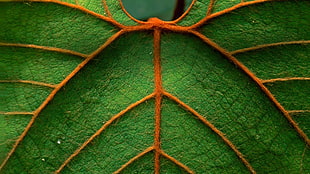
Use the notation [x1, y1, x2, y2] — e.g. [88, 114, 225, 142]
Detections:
[190, 0, 274, 29]
[189, 30, 310, 147]
[0, 31, 124, 170]
[0, 43, 88, 58]
[173, 0, 197, 24]
[113, 146, 154, 174]
[55, 93, 155, 173]
[160, 150, 194, 174]
[0, 80, 57, 88]
[262, 77, 310, 84]
[6, 0, 125, 28]
[118, 0, 143, 24]
[230, 41, 310, 55]
[163, 91, 256, 174]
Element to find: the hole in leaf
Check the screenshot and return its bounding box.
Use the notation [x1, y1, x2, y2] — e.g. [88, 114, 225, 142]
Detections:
[121, 0, 193, 21]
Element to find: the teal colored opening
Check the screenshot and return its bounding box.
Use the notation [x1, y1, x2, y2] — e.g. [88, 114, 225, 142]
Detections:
[121, 0, 193, 21]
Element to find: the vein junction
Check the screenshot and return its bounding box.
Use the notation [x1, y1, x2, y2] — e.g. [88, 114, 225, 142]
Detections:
[1, 0, 309, 173]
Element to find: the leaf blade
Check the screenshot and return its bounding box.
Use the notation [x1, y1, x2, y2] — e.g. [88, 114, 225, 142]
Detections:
[0, 0, 309, 173]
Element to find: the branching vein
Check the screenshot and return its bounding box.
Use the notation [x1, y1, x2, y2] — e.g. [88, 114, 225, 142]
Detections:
[163, 91, 256, 174]
[113, 146, 154, 174]
[160, 150, 194, 174]
[1, 0, 309, 173]
[189, 0, 275, 29]
[188, 30, 310, 147]
[0, 30, 124, 170]
[6, 0, 125, 28]
[55, 93, 155, 173]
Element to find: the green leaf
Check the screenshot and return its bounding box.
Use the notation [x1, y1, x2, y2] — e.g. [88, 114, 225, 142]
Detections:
[0, 0, 309, 173]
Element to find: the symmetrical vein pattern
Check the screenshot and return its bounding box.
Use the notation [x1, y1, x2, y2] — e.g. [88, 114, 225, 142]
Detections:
[0, 0, 309, 173]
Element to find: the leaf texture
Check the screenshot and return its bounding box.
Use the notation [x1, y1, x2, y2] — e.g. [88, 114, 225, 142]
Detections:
[0, 0, 309, 173]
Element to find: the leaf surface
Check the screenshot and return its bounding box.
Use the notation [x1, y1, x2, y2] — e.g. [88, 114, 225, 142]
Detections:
[0, 0, 309, 173]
